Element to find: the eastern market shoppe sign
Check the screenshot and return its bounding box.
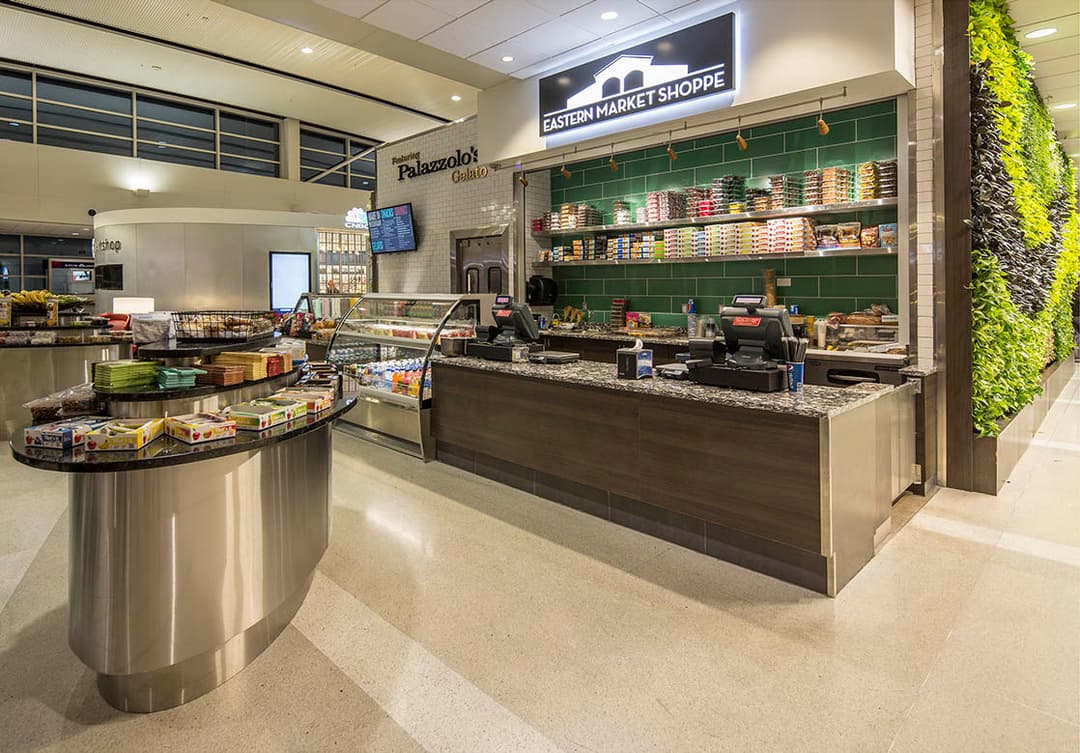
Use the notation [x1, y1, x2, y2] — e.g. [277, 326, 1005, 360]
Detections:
[538, 13, 735, 137]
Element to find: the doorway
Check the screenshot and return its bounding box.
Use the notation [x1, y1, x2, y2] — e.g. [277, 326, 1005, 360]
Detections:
[452, 234, 508, 295]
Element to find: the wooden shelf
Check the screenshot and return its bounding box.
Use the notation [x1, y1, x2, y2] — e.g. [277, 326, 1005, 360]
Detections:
[532, 198, 898, 239]
[544, 246, 897, 267]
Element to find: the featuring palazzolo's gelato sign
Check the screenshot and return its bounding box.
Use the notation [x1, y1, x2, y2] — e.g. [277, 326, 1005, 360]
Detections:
[538, 13, 735, 137]
[393, 146, 480, 180]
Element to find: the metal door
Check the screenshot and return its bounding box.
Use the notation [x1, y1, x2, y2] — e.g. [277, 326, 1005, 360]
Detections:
[453, 236, 507, 294]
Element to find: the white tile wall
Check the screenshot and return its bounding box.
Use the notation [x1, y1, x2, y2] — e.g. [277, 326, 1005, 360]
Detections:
[375, 119, 519, 293]
[913, 0, 936, 369]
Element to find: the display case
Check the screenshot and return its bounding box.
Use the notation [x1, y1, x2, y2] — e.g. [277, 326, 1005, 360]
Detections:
[327, 293, 481, 458]
[284, 293, 364, 359]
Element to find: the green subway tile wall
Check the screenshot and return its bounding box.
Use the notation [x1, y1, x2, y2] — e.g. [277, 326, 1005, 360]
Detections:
[553, 254, 898, 325]
[546, 100, 900, 324]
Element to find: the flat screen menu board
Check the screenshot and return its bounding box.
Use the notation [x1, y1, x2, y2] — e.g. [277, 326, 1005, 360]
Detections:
[367, 203, 417, 254]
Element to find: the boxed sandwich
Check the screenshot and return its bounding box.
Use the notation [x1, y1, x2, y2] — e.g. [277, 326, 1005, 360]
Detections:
[166, 412, 237, 444]
[86, 418, 165, 451]
[24, 416, 112, 449]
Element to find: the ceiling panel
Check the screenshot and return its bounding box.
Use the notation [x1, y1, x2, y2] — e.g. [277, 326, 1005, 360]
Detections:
[311, 0, 385, 17]
[418, 0, 490, 14]
[467, 17, 600, 72]
[421, 0, 555, 58]
[364, 0, 456, 38]
[1007, 0, 1079, 27]
[558, 0, 660, 36]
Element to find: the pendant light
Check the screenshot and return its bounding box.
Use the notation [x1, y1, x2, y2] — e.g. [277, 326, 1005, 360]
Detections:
[817, 98, 830, 136]
[666, 131, 678, 161]
[735, 117, 748, 151]
[608, 144, 619, 172]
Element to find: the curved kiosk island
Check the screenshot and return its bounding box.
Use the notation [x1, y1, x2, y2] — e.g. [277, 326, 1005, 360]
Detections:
[9, 335, 355, 713]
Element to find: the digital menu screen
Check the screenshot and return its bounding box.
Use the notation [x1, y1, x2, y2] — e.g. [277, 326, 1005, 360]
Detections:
[367, 203, 417, 254]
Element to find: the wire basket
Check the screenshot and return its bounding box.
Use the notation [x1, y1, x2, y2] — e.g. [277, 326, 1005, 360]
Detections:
[170, 310, 275, 342]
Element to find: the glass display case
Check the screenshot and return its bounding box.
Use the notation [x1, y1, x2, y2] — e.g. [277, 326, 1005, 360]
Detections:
[282, 293, 365, 359]
[327, 293, 481, 458]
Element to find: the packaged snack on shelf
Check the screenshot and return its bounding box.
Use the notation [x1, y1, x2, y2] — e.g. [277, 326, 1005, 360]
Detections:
[878, 222, 899, 246]
[223, 401, 292, 431]
[25, 416, 111, 449]
[837, 222, 862, 248]
[86, 418, 165, 451]
[275, 388, 333, 413]
[814, 224, 840, 249]
[166, 413, 237, 444]
[860, 226, 880, 248]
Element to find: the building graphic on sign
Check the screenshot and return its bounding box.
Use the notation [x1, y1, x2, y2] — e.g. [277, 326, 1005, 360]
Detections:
[566, 55, 689, 109]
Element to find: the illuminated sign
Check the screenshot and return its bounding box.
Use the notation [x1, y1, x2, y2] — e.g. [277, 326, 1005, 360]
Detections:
[344, 207, 368, 229]
[538, 14, 735, 138]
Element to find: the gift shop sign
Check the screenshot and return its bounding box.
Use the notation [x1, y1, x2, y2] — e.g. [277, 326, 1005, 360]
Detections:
[538, 13, 735, 137]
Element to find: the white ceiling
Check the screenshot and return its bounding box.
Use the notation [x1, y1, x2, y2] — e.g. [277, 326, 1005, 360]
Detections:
[226, 0, 735, 84]
[4, 0, 478, 141]
[1011, 0, 1079, 168]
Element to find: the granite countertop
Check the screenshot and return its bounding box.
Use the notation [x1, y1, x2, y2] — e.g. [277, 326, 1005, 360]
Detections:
[433, 356, 896, 419]
[0, 341, 125, 350]
[9, 396, 356, 473]
[899, 364, 937, 377]
[136, 333, 278, 359]
[543, 328, 690, 346]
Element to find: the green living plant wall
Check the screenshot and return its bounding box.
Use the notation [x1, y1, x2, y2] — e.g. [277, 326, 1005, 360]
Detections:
[968, 0, 1080, 437]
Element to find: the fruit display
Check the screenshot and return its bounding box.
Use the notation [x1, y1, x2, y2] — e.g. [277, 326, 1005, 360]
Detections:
[6, 290, 86, 311]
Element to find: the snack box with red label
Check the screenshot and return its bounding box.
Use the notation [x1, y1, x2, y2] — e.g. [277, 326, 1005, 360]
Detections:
[224, 397, 306, 431]
[258, 397, 308, 421]
[24, 416, 112, 449]
[275, 388, 333, 413]
[86, 418, 165, 451]
[166, 412, 238, 444]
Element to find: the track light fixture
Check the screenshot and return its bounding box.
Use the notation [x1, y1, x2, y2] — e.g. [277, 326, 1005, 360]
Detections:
[608, 145, 618, 172]
[560, 155, 572, 179]
[518, 173, 529, 187]
[817, 98, 830, 136]
[735, 117, 748, 151]
[666, 131, 677, 161]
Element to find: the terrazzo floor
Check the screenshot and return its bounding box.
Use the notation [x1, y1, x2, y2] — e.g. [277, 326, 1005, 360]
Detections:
[1, 377, 1078, 752]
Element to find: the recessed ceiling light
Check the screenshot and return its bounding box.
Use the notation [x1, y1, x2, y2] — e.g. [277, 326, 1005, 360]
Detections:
[1024, 27, 1056, 39]
[1053, 102, 1076, 110]
[501, 55, 514, 62]
[600, 10, 618, 20]
[300, 47, 313, 54]
[71, 232, 79, 236]
[451, 95, 462, 102]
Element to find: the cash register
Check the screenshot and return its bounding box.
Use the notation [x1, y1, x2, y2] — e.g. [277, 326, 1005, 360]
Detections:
[467, 295, 580, 363]
[683, 294, 793, 392]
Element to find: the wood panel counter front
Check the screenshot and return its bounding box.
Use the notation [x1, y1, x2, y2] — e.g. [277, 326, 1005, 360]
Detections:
[430, 357, 917, 595]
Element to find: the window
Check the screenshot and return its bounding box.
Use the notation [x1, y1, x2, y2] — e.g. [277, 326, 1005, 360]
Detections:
[0, 64, 362, 189]
[301, 126, 377, 192]
[624, 70, 644, 90]
[35, 76, 133, 157]
[219, 112, 280, 177]
[602, 77, 621, 97]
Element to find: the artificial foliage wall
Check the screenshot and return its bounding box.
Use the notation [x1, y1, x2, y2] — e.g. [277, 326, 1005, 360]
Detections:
[968, 0, 1080, 437]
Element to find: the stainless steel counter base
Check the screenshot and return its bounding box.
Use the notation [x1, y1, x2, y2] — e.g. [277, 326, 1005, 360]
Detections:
[68, 424, 332, 712]
[0, 344, 121, 440]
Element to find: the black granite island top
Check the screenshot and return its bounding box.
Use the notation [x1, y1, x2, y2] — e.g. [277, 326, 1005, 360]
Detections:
[135, 333, 279, 359]
[9, 397, 356, 473]
[543, 327, 690, 347]
[432, 356, 895, 419]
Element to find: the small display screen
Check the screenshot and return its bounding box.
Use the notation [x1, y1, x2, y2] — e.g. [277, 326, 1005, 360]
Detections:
[732, 294, 766, 306]
[495, 295, 512, 305]
[71, 270, 91, 282]
[367, 203, 417, 254]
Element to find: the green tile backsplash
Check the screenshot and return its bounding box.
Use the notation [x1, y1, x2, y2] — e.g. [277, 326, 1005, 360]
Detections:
[545, 99, 900, 322]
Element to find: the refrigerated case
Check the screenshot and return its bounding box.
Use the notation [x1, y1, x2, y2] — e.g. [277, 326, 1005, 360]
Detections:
[287, 292, 363, 359]
[317, 229, 370, 294]
[327, 293, 481, 458]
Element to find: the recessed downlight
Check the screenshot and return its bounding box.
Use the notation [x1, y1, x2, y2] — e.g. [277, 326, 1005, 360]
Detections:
[501, 55, 514, 62]
[451, 95, 462, 102]
[600, 11, 618, 20]
[1024, 27, 1056, 39]
[1053, 103, 1077, 110]
[300, 46, 313, 54]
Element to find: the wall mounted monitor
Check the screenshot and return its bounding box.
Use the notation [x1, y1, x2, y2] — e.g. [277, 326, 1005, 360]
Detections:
[367, 203, 417, 254]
